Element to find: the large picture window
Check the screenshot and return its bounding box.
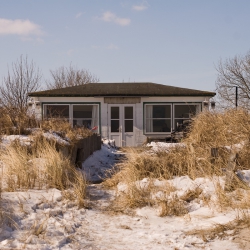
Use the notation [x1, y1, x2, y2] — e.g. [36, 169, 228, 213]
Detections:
[43, 104, 99, 132]
[145, 104, 171, 133]
[73, 105, 98, 131]
[173, 104, 200, 129]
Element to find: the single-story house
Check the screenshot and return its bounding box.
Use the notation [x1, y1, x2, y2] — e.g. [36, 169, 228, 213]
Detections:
[28, 82, 216, 147]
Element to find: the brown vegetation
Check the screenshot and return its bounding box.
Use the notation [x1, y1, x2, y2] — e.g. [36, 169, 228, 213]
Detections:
[0, 137, 87, 207]
[105, 109, 250, 215]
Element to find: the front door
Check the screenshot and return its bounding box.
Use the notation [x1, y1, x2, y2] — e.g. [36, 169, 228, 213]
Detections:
[109, 104, 135, 147]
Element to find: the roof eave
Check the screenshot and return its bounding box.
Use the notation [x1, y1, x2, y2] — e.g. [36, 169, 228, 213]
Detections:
[29, 93, 216, 97]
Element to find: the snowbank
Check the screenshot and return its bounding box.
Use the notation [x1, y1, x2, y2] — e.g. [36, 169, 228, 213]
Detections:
[146, 141, 185, 152]
[82, 139, 122, 183]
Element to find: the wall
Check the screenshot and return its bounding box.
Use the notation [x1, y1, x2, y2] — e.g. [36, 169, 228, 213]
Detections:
[56, 133, 102, 167]
[29, 95, 212, 147]
[29, 96, 108, 137]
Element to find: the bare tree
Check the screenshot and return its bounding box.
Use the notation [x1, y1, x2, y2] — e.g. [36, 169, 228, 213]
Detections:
[0, 55, 42, 115]
[216, 52, 250, 109]
[46, 65, 99, 90]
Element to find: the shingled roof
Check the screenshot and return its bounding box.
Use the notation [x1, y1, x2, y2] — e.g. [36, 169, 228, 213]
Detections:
[29, 82, 215, 97]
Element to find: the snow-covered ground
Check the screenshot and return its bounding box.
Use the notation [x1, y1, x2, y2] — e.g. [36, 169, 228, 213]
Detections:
[0, 140, 250, 249]
[146, 141, 185, 152]
[82, 139, 122, 183]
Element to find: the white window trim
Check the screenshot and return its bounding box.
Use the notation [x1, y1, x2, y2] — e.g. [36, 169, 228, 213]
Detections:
[144, 103, 172, 134]
[72, 104, 99, 131]
[43, 103, 100, 133]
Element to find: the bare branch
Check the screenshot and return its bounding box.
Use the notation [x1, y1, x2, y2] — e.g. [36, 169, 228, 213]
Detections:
[0, 55, 42, 117]
[215, 52, 250, 109]
[46, 64, 99, 90]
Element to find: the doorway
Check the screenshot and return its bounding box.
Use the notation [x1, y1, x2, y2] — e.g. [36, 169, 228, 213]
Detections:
[109, 104, 135, 147]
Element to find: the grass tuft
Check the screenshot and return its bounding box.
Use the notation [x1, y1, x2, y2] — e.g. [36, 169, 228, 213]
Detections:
[0, 135, 87, 208]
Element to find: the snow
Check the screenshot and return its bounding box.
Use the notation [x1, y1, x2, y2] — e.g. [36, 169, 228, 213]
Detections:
[224, 141, 246, 152]
[42, 132, 70, 145]
[1, 135, 32, 146]
[0, 139, 249, 249]
[1, 132, 70, 147]
[146, 141, 185, 152]
[82, 139, 123, 183]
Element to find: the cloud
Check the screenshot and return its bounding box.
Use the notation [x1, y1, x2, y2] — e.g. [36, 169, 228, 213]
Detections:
[0, 18, 43, 36]
[106, 44, 119, 50]
[75, 12, 82, 19]
[132, 1, 149, 11]
[100, 11, 131, 26]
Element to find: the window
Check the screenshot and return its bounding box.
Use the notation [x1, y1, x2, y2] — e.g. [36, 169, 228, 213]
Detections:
[124, 106, 133, 132]
[110, 107, 119, 132]
[145, 104, 171, 133]
[43, 104, 99, 132]
[73, 105, 98, 131]
[173, 104, 200, 129]
[44, 105, 69, 119]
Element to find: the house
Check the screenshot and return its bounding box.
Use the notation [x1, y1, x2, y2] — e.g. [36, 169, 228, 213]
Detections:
[28, 82, 216, 147]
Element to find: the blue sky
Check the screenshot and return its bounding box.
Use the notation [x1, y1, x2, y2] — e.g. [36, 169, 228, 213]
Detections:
[0, 0, 250, 91]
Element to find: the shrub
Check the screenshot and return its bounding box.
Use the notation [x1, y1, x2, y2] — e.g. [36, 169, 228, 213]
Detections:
[0, 136, 87, 207]
[105, 109, 250, 214]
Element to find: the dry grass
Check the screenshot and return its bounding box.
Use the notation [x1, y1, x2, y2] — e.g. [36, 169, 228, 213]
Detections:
[187, 212, 250, 241]
[180, 186, 203, 203]
[40, 119, 92, 143]
[187, 109, 250, 148]
[0, 135, 87, 208]
[0, 113, 92, 228]
[0, 110, 38, 136]
[104, 109, 250, 215]
[0, 109, 92, 144]
[104, 147, 207, 187]
[112, 182, 154, 210]
[157, 195, 188, 217]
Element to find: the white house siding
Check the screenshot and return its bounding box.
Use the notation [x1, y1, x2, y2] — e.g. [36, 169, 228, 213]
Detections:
[29, 95, 212, 147]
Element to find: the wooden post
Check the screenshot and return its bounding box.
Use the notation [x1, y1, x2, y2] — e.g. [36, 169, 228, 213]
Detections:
[224, 152, 237, 191]
[211, 147, 219, 164]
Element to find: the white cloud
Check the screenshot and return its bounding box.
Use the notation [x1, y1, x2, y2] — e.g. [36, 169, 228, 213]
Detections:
[0, 18, 43, 36]
[106, 44, 119, 50]
[132, 1, 149, 11]
[100, 11, 131, 26]
[75, 12, 82, 19]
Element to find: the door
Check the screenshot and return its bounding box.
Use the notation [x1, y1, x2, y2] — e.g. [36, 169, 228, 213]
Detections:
[109, 104, 135, 147]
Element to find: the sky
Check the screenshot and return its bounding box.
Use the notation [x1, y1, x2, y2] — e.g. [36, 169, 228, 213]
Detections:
[0, 0, 250, 92]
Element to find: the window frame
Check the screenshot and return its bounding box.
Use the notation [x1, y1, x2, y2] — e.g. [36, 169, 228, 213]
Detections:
[42, 102, 100, 133]
[43, 104, 70, 120]
[143, 102, 202, 135]
[173, 103, 201, 130]
[144, 103, 172, 134]
[72, 104, 99, 131]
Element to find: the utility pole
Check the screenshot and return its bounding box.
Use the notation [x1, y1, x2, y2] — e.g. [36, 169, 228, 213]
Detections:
[235, 86, 238, 109]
